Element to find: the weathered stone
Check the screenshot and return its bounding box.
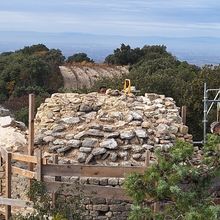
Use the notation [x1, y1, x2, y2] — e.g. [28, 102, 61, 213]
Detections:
[88, 177, 99, 185]
[100, 139, 118, 149]
[34, 134, 44, 145]
[120, 130, 134, 140]
[79, 147, 92, 153]
[0, 106, 10, 116]
[43, 136, 54, 143]
[82, 138, 99, 148]
[131, 111, 143, 121]
[57, 145, 72, 153]
[103, 125, 114, 132]
[52, 125, 65, 132]
[156, 124, 170, 134]
[99, 178, 108, 186]
[65, 133, 75, 140]
[53, 139, 66, 145]
[179, 125, 188, 134]
[92, 148, 107, 156]
[79, 104, 93, 112]
[89, 124, 103, 130]
[169, 125, 179, 134]
[132, 153, 142, 160]
[91, 197, 106, 204]
[86, 129, 104, 137]
[74, 131, 86, 139]
[0, 116, 14, 127]
[108, 178, 119, 186]
[85, 153, 94, 164]
[93, 205, 109, 212]
[82, 112, 97, 120]
[77, 152, 87, 163]
[118, 151, 128, 160]
[66, 139, 81, 148]
[60, 117, 80, 124]
[48, 145, 62, 153]
[134, 129, 147, 138]
[104, 132, 120, 138]
[132, 145, 144, 153]
[110, 152, 118, 162]
[51, 132, 66, 138]
[142, 144, 154, 150]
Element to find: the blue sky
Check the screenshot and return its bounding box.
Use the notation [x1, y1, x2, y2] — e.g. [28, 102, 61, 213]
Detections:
[1, 0, 220, 37]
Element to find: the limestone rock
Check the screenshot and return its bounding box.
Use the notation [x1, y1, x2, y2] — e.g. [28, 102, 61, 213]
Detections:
[100, 139, 118, 149]
[120, 130, 134, 140]
[0, 116, 14, 127]
[82, 138, 99, 148]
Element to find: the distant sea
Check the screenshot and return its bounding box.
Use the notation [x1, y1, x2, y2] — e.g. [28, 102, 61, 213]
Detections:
[0, 31, 220, 66]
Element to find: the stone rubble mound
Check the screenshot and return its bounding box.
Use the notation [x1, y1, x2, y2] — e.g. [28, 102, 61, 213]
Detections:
[35, 92, 192, 165]
[0, 115, 27, 152]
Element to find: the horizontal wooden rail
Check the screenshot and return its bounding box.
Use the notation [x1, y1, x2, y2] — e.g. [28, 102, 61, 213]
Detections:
[0, 197, 32, 207]
[42, 164, 145, 178]
[12, 166, 36, 179]
[12, 153, 37, 164]
[45, 182, 131, 201]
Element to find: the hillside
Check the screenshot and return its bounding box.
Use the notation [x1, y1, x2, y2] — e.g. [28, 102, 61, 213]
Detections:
[59, 63, 129, 90]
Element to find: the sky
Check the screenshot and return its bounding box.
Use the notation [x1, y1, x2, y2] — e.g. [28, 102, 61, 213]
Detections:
[1, 0, 220, 37]
[1, 0, 220, 65]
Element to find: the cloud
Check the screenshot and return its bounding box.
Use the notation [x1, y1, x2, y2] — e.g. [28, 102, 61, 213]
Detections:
[0, 0, 220, 37]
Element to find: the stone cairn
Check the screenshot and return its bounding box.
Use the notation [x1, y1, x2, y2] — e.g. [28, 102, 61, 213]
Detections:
[34, 91, 192, 220]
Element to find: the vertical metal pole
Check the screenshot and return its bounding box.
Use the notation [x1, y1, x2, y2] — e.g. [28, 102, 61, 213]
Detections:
[203, 83, 207, 145]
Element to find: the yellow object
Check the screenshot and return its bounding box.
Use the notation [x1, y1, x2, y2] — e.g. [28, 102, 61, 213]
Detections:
[124, 79, 131, 94]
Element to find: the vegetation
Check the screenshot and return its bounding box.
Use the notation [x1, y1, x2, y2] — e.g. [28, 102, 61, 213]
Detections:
[12, 180, 85, 220]
[123, 134, 220, 220]
[0, 44, 64, 123]
[66, 52, 94, 63]
[95, 44, 220, 139]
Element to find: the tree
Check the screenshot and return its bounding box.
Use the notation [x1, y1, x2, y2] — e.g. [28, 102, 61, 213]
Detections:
[66, 53, 94, 63]
[124, 135, 220, 220]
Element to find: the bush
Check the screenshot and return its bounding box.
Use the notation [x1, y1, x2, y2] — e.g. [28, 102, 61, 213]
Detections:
[123, 135, 220, 220]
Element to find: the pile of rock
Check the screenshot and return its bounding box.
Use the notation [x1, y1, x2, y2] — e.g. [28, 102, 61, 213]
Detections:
[35, 92, 192, 165]
[0, 115, 27, 152]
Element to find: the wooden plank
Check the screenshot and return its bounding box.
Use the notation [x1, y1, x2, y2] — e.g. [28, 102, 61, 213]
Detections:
[12, 166, 36, 179]
[0, 197, 32, 207]
[42, 164, 145, 177]
[44, 182, 131, 201]
[5, 152, 12, 220]
[36, 149, 42, 181]
[0, 148, 7, 161]
[12, 153, 37, 164]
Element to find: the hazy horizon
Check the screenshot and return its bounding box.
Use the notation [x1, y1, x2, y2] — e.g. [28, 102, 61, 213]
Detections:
[1, 0, 220, 66]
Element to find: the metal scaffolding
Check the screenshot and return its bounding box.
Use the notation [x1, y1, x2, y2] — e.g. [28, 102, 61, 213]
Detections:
[203, 83, 220, 144]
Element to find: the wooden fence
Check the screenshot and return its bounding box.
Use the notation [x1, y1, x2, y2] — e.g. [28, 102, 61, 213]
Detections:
[0, 146, 150, 220]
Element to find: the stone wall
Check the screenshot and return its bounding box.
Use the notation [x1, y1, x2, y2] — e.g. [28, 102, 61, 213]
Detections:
[34, 91, 192, 219]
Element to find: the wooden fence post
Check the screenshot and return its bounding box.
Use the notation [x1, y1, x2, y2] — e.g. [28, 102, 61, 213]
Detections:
[52, 155, 61, 207]
[181, 106, 187, 125]
[5, 152, 12, 220]
[145, 150, 150, 167]
[36, 149, 42, 181]
[28, 94, 35, 171]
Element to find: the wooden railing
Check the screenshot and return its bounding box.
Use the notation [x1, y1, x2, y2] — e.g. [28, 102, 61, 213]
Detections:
[0, 146, 150, 220]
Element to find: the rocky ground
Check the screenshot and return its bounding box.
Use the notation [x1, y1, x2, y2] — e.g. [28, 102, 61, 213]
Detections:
[60, 63, 129, 90]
